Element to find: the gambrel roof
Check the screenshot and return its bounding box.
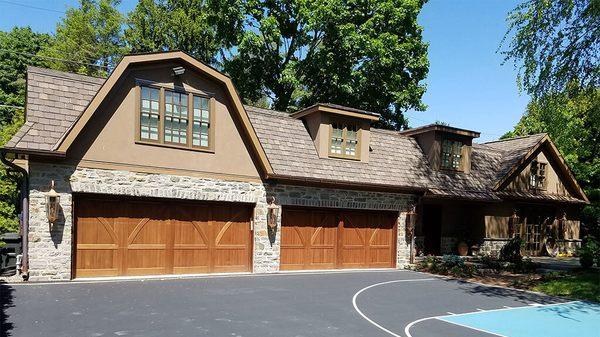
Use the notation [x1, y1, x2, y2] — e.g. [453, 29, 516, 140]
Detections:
[1, 52, 588, 204]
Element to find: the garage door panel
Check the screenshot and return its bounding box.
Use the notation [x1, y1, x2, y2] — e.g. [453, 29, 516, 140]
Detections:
[74, 198, 251, 278]
[281, 207, 396, 270]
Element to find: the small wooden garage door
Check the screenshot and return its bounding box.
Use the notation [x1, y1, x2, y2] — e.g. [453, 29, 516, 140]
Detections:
[280, 208, 397, 270]
[74, 197, 252, 278]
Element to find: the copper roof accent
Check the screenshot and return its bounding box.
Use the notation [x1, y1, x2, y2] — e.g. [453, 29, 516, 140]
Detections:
[399, 123, 481, 138]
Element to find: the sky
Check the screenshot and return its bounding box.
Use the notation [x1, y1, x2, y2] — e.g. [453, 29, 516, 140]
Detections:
[0, 0, 530, 142]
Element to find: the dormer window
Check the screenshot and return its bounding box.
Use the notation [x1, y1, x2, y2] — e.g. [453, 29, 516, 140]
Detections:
[329, 122, 359, 159]
[529, 160, 547, 190]
[138, 84, 213, 151]
[441, 139, 462, 170]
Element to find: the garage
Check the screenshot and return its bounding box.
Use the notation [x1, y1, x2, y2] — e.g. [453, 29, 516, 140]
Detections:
[73, 196, 253, 278]
[280, 207, 397, 270]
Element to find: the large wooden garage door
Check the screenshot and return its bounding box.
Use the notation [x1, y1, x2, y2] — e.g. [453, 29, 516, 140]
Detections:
[74, 197, 252, 278]
[280, 208, 397, 270]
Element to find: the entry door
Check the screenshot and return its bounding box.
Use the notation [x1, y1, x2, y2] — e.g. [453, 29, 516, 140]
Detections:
[422, 205, 442, 255]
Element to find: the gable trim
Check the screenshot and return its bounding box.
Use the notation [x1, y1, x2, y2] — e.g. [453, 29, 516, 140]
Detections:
[54, 51, 274, 176]
[494, 135, 588, 202]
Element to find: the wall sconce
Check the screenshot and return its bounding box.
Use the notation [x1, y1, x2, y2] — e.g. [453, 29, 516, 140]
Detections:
[508, 209, 520, 238]
[45, 180, 60, 225]
[266, 196, 280, 245]
[405, 204, 417, 264]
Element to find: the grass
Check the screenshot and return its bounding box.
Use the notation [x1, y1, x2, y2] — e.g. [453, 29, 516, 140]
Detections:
[533, 270, 600, 302]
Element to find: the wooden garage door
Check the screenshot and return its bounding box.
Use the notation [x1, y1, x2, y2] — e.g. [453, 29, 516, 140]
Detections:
[74, 197, 252, 278]
[280, 208, 397, 270]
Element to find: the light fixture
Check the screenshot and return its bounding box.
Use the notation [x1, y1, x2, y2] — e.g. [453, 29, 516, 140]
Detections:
[509, 209, 520, 238]
[172, 66, 185, 76]
[266, 196, 280, 245]
[45, 180, 60, 224]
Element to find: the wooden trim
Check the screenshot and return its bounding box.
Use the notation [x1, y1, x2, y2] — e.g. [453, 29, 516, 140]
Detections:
[291, 105, 380, 121]
[135, 78, 215, 97]
[54, 51, 274, 176]
[327, 120, 361, 160]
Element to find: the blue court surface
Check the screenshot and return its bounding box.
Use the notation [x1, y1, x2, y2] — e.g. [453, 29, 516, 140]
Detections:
[438, 301, 600, 337]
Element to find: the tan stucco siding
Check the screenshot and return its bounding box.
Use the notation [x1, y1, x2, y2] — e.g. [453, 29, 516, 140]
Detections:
[68, 63, 261, 180]
[506, 151, 571, 196]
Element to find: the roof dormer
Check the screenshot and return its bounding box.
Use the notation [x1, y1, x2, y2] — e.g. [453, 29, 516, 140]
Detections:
[291, 103, 379, 162]
[400, 124, 480, 173]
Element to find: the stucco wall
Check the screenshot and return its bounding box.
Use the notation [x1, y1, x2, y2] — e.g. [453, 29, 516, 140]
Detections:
[26, 163, 415, 281]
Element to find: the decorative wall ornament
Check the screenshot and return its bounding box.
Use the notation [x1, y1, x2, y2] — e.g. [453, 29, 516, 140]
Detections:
[266, 196, 280, 245]
[508, 209, 520, 238]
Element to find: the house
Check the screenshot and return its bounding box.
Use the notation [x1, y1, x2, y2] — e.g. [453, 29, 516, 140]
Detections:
[0, 51, 588, 281]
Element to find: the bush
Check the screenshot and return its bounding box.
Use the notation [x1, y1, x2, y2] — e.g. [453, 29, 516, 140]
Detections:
[577, 235, 599, 268]
[442, 255, 464, 268]
[500, 237, 524, 263]
[415, 255, 475, 277]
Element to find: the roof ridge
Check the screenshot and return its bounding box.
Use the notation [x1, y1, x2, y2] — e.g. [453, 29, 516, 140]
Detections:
[27, 66, 107, 84]
[483, 132, 547, 144]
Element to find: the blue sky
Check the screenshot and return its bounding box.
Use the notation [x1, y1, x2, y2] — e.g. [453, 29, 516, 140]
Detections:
[0, 0, 529, 142]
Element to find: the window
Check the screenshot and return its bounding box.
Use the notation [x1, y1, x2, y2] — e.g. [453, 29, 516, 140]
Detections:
[529, 160, 547, 189]
[164, 90, 188, 144]
[192, 96, 210, 147]
[329, 122, 359, 159]
[140, 86, 160, 141]
[441, 139, 462, 170]
[138, 85, 212, 150]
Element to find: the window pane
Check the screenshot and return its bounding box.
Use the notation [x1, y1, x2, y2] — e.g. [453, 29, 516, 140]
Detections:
[140, 86, 160, 141]
[192, 96, 210, 147]
[164, 90, 188, 144]
[330, 123, 344, 155]
[441, 139, 462, 169]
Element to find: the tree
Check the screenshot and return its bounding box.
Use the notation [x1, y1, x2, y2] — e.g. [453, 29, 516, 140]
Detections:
[0, 27, 52, 234]
[501, 0, 600, 97]
[41, 0, 127, 76]
[225, 0, 428, 129]
[125, 0, 244, 65]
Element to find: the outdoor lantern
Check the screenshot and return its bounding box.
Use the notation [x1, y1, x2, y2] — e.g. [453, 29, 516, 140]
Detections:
[405, 204, 417, 264]
[45, 180, 60, 224]
[557, 211, 567, 240]
[266, 196, 280, 245]
[508, 209, 519, 238]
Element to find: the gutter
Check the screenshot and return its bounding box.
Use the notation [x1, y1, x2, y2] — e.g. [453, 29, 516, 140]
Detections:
[1, 151, 29, 279]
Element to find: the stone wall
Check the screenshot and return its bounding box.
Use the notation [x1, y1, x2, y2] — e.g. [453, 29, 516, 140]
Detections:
[27, 163, 416, 281]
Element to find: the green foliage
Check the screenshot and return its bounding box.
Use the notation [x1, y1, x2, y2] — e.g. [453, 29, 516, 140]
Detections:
[41, 0, 128, 76]
[415, 255, 476, 277]
[533, 270, 600, 302]
[0, 27, 52, 234]
[224, 0, 428, 129]
[501, 0, 599, 97]
[578, 235, 600, 268]
[125, 0, 244, 64]
[499, 237, 524, 263]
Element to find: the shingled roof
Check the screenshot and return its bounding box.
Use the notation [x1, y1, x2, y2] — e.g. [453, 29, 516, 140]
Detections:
[1, 65, 586, 204]
[3, 66, 105, 153]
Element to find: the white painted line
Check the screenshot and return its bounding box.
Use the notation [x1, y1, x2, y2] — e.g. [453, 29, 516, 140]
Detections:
[435, 318, 507, 337]
[352, 278, 436, 337]
[528, 303, 542, 306]
[476, 308, 485, 311]
[502, 306, 512, 309]
[446, 312, 456, 315]
[404, 301, 581, 337]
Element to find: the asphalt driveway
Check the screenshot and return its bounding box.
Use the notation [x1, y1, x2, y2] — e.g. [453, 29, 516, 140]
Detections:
[0, 270, 581, 337]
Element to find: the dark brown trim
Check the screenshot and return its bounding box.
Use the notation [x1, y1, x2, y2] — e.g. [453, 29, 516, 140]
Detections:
[0, 147, 66, 158]
[266, 174, 427, 194]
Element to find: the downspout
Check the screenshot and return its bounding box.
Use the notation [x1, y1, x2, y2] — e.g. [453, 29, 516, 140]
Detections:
[1, 151, 29, 279]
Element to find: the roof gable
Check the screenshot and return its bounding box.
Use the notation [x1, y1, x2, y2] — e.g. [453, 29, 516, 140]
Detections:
[51, 51, 273, 176]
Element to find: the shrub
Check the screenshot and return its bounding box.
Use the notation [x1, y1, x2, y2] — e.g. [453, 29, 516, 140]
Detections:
[500, 237, 524, 263]
[442, 255, 464, 268]
[577, 236, 599, 268]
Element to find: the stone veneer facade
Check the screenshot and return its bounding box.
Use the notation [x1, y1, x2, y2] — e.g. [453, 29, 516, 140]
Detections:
[27, 162, 415, 281]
